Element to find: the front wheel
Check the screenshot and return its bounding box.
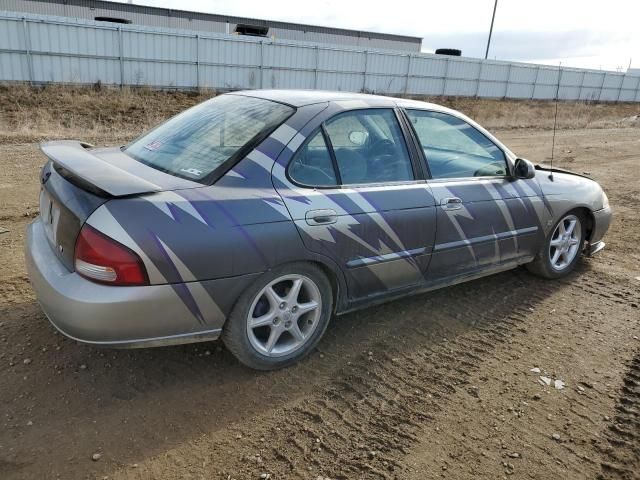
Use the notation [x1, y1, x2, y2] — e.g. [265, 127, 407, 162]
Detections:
[526, 212, 585, 279]
[222, 263, 333, 370]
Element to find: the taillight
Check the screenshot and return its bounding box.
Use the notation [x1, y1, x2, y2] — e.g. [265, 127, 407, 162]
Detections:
[74, 224, 149, 286]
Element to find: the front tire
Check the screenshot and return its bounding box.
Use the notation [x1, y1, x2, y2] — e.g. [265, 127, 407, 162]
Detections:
[526, 211, 585, 279]
[222, 262, 333, 370]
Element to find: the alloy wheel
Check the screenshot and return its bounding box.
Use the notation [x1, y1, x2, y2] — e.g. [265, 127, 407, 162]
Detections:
[246, 274, 322, 357]
[548, 214, 582, 271]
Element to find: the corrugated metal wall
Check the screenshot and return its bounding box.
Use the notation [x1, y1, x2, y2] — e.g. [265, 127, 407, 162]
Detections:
[2, 11, 640, 102]
[1, 0, 422, 51]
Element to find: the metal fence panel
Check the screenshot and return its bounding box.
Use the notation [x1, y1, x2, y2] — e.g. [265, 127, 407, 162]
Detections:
[365, 73, 405, 94]
[509, 65, 537, 84]
[124, 59, 194, 88]
[559, 70, 582, 86]
[619, 89, 637, 102]
[579, 87, 601, 101]
[0, 51, 28, 80]
[532, 84, 558, 100]
[506, 82, 533, 99]
[0, 14, 25, 49]
[621, 75, 637, 89]
[445, 78, 476, 96]
[28, 20, 118, 56]
[602, 73, 622, 88]
[267, 69, 315, 89]
[407, 76, 444, 96]
[319, 48, 364, 73]
[411, 56, 447, 78]
[1, 11, 639, 102]
[265, 43, 316, 70]
[447, 59, 480, 80]
[481, 63, 510, 81]
[200, 37, 260, 66]
[559, 86, 580, 100]
[582, 72, 604, 87]
[33, 54, 120, 83]
[199, 64, 260, 90]
[535, 67, 561, 86]
[477, 80, 507, 98]
[366, 51, 407, 74]
[123, 30, 195, 62]
[315, 71, 361, 92]
[599, 88, 620, 101]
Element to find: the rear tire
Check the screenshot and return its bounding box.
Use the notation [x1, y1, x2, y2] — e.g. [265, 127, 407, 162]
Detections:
[222, 262, 333, 370]
[526, 211, 586, 279]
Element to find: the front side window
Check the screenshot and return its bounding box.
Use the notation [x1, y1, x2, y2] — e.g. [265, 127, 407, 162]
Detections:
[405, 110, 507, 179]
[125, 95, 293, 182]
[324, 109, 414, 185]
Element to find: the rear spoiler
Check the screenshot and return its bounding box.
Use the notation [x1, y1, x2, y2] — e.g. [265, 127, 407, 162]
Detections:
[40, 141, 163, 197]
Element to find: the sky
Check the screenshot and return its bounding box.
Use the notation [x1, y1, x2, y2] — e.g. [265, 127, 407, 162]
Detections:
[114, 0, 640, 72]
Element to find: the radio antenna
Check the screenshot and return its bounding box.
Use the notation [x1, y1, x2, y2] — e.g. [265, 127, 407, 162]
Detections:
[549, 62, 562, 180]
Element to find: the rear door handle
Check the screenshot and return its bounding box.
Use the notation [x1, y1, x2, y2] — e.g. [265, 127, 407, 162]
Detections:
[440, 197, 463, 210]
[305, 209, 338, 226]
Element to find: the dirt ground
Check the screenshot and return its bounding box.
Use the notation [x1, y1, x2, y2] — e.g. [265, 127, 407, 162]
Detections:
[0, 89, 639, 480]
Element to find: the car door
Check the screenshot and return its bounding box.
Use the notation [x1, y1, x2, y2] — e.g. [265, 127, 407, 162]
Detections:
[403, 109, 548, 280]
[275, 107, 437, 300]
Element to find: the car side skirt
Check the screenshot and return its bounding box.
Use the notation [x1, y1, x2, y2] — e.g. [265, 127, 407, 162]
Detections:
[339, 255, 535, 315]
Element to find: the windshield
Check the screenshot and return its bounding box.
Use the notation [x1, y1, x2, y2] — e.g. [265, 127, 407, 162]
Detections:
[125, 95, 294, 183]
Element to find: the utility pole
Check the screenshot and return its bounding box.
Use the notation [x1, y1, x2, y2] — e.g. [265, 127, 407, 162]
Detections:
[485, 0, 498, 59]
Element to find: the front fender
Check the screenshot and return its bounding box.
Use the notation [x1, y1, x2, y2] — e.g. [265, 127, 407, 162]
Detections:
[535, 170, 605, 215]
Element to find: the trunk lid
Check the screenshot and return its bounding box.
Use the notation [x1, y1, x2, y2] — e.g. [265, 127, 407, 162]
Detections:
[40, 140, 202, 197]
[38, 161, 107, 271]
[38, 140, 202, 270]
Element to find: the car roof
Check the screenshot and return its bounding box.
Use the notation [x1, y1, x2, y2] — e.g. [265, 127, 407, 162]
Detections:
[228, 89, 515, 160]
[227, 89, 449, 112]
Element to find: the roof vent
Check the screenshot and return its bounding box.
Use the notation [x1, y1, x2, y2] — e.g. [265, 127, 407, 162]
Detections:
[235, 24, 269, 37]
[435, 48, 462, 56]
[95, 17, 132, 24]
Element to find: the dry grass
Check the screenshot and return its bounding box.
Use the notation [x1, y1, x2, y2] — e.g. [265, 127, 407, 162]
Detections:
[429, 96, 640, 130]
[0, 84, 213, 144]
[0, 84, 638, 145]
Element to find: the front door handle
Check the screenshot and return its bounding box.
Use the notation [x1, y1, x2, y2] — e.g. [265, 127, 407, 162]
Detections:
[305, 209, 338, 226]
[440, 197, 463, 210]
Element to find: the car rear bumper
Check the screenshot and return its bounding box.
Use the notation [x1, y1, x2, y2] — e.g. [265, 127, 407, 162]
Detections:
[25, 218, 228, 348]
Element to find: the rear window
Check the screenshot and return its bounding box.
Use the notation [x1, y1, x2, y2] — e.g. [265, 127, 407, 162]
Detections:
[124, 95, 293, 183]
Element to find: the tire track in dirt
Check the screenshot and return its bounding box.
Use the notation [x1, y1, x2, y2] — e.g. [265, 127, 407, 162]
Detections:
[599, 353, 640, 480]
[114, 267, 640, 480]
[399, 265, 640, 479]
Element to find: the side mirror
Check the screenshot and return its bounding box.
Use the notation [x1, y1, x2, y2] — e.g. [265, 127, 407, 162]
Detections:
[348, 131, 368, 146]
[513, 158, 536, 180]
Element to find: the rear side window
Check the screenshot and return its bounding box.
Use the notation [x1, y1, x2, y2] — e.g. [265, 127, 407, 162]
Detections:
[288, 108, 415, 187]
[125, 95, 293, 183]
[288, 130, 338, 187]
[405, 110, 506, 179]
[325, 109, 414, 185]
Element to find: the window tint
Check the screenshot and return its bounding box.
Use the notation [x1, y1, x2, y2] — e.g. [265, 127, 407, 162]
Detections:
[406, 110, 507, 179]
[324, 109, 414, 185]
[288, 129, 338, 187]
[125, 95, 293, 183]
